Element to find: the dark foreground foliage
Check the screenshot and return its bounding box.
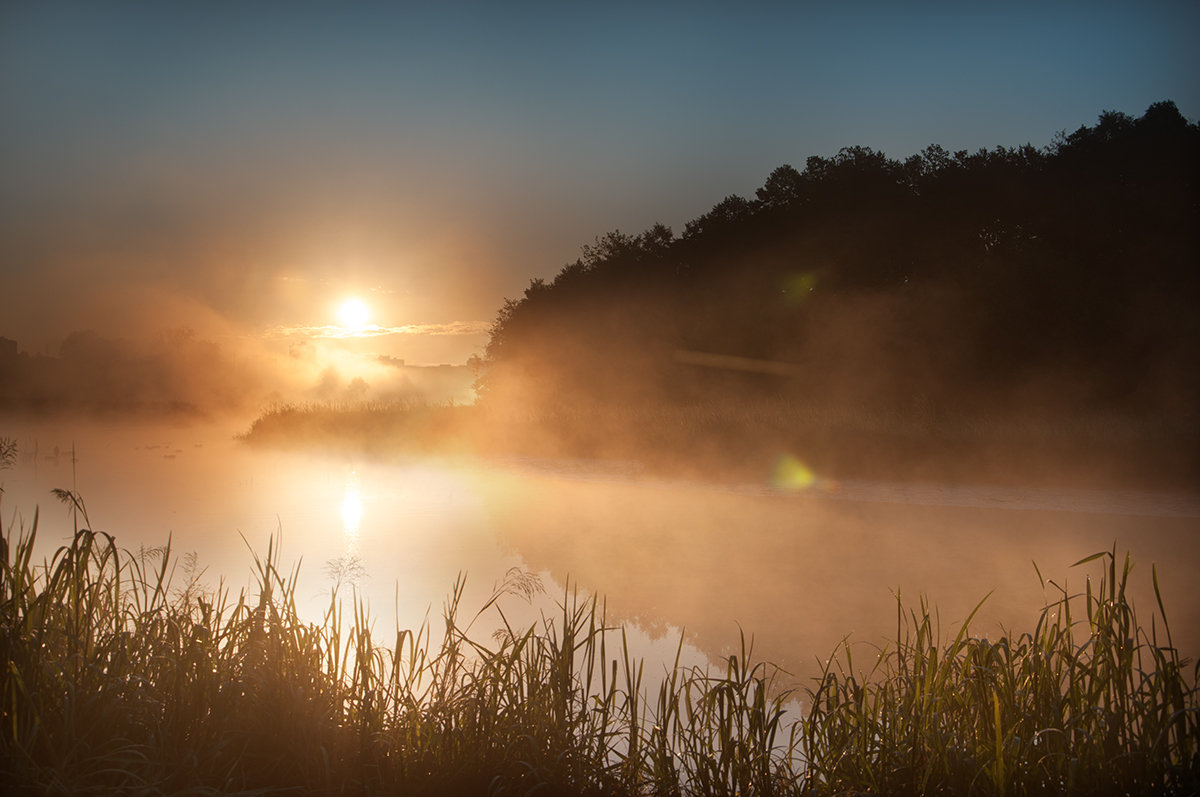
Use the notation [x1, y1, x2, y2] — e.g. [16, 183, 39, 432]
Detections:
[0, 504, 1196, 795]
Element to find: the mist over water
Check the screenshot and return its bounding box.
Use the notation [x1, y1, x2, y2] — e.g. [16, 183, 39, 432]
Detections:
[2, 417, 500, 626]
[0, 416, 714, 674]
[4, 4, 1200, 785]
[3, 415, 1196, 687]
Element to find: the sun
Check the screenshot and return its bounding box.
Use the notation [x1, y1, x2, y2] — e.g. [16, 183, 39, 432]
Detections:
[337, 297, 370, 330]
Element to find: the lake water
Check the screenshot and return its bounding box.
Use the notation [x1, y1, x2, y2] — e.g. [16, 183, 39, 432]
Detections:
[2, 415, 1198, 686]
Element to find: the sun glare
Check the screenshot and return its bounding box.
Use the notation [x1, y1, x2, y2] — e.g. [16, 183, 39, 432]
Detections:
[337, 297, 370, 330]
[342, 471, 362, 548]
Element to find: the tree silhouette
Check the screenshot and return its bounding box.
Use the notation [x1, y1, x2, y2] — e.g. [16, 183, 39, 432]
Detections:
[478, 102, 1199, 418]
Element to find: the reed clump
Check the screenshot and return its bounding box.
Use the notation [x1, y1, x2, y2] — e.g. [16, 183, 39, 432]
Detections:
[0, 505, 1196, 795]
[801, 550, 1199, 795]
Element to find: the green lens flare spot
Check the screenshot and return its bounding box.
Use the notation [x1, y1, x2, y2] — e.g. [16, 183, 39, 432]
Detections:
[773, 454, 815, 490]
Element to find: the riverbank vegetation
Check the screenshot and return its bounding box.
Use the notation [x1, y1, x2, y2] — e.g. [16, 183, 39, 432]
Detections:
[240, 395, 1198, 490]
[242, 102, 1199, 490]
[473, 103, 1197, 422]
[1, 508, 1196, 795]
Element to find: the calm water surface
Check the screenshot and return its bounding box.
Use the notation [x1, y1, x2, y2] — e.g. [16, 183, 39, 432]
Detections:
[0, 417, 710, 674]
[3, 416, 1198, 684]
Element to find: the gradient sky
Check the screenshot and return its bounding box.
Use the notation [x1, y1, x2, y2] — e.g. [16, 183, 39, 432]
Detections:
[2, 1, 1198, 365]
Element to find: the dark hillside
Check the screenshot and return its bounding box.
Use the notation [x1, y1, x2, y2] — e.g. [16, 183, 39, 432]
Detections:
[480, 103, 1198, 411]
[475, 102, 1199, 484]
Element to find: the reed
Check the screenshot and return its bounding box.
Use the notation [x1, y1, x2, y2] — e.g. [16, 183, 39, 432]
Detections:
[0, 503, 1195, 795]
[800, 549, 1199, 795]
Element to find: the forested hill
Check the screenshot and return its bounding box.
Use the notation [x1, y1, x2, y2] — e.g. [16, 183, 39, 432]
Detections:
[478, 101, 1199, 420]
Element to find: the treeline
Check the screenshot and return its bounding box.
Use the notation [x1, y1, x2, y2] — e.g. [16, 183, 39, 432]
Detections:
[478, 102, 1199, 419]
[0, 329, 252, 416]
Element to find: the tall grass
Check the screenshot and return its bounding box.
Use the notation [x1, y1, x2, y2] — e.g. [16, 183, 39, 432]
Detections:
[0, 504, 1196, 794]
[801, 552, 1199, 795]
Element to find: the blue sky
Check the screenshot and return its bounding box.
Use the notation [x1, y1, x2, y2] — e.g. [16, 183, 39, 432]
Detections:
[2, 1, 1197, 363]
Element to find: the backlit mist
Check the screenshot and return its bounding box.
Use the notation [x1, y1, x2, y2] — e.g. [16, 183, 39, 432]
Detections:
[2, 3, 1199, 793]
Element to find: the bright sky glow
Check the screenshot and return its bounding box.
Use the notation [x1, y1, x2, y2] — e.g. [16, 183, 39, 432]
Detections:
[1, 2, 1196, 365]
[337, 298, 370, 331]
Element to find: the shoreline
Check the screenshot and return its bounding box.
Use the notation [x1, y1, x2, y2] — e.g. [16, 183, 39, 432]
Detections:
[236, 399, 1200, 494]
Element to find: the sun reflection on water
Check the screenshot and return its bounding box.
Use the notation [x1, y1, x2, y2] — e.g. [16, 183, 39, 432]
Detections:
[342, 470, 363, 551]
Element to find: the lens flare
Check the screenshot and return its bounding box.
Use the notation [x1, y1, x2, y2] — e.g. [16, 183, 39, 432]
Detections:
[781, 272, 817, 304]
[772, 454, 816, 490]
